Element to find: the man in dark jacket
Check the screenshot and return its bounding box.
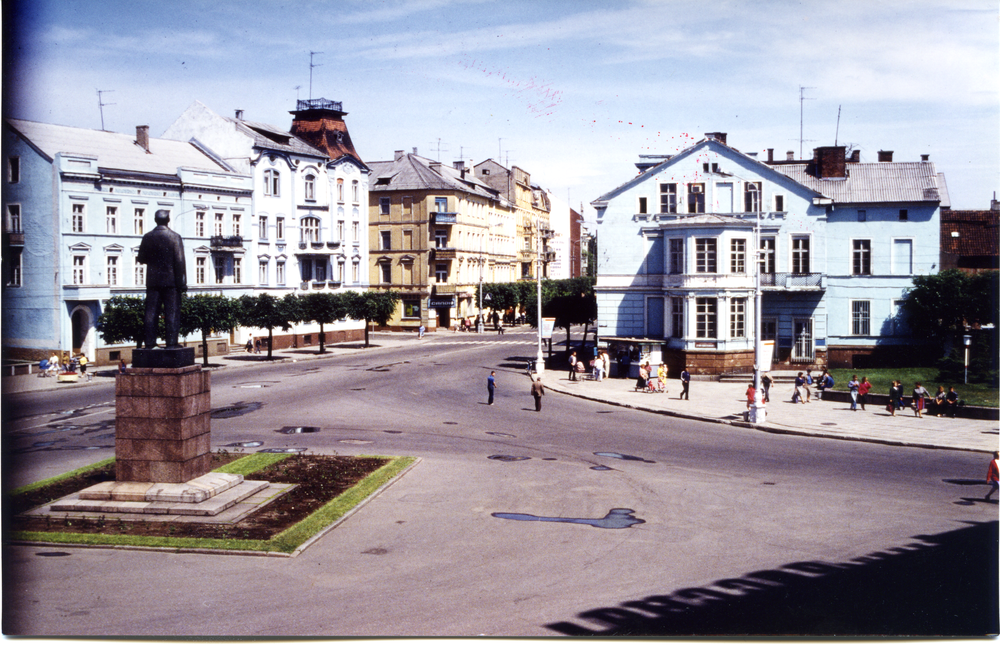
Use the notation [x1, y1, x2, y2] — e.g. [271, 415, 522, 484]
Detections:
[530, 376, 545, 411]
[137, 210, 186, 349]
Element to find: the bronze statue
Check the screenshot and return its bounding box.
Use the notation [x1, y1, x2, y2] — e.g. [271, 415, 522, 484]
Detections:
[137, 209, 186, 349]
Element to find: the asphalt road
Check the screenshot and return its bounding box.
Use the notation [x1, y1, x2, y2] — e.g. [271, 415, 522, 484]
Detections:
[4, 333, 997, 637]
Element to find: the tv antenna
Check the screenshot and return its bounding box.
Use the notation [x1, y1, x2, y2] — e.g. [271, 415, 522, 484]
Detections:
[309, 51, 323, 100]
[835, 105, 842, 146]
[294, 85, 302, 101]
[97, 89, 115, 131]
[798, 85, 816, 158]
[429, 138, 449, 161]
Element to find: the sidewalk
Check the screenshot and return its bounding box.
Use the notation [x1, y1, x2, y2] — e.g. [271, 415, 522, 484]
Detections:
[5, 333, 998, 454]
[542, 371, 999, 455]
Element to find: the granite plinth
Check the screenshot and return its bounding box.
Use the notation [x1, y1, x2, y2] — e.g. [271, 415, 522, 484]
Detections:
[115, 365, 212, 483]
[50, 479, 276, 517]
[131, 347, 195, 369]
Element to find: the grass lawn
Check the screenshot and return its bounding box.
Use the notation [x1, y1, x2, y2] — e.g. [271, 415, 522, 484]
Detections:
[827, 368, 998, 408]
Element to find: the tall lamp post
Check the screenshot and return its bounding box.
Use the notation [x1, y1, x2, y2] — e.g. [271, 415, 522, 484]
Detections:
[749, 211, 766, 423]
[535, 213, 545, 376]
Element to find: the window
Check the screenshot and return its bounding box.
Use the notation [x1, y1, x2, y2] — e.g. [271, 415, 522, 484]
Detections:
[696, 297, 717, 339]
[899, 209, 908, 221]
[730, 239, 746, 273]
[106, 206, 118, 234]
[762, 318, 777, 341]
[852, 239, 872, 275]
[403, 299, 421, 318]
[276, 260, 286, 285]
[351, 180, 359, 203]
[659, 183, 677, 214]
[337, 179, 344, 202]
[195, 211, 205, 237]
[196, 257, 206, 284]
[134, 256, 145, 286]
[336, 220, 344, 241]
[352, 260, 359, 283]
[435, 230, 449, 248]
[301, 217, 320, 243]
[259, 260, 268, 285]
[892, 239, 912, 274]
[259, 215, 268, 240]
[106, 255, 118, 286]
[435, 197, 448, 213]
[214, 212, 224, 236]
[670, 297, 684, 338]
[695, 238, 716, 273]
[264, 169, 280, 196]
[743, 182, 761, 212]
[638, 197, 648, 214]
[687, 183, 705, 213]
[791, 236, 810, 274]
[214, 256, 226, 284]
[352, 221, 359, 242]
[730, 298, 746, 338]
[435, 263, 448, 282]
[72, 204, 85, 233]
[8, 252, 22, 286]
[759, 237, 775, 274]
[72, 256, 86, 285]
[851, 300, 871, 335]
[402, 196, 412, 217]
[7, 204, 21, 232]
[380, 230, 392, 250]
[304, 174, 316, 201]
[133, 208, 144, 235]
[276, 217, 285, 240]
[379, 197, 391, 216]
[669, 239, 684, 274]
[337, 260, 345, 282]
[232, 213, 241, 237]
[774, 195, 784, 212]
[233, 257, 242, 284]
[891, 299, 908, 336]
[858, 209, 866, 222]
[380, 262, 391, 284]
[8, 156, 19, 183]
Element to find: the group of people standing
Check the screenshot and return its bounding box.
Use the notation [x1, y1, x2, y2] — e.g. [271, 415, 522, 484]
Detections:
[884, 380, 961, 418]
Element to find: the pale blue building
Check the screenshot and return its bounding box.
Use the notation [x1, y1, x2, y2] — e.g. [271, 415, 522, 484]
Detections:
[592, 133, 946, 375]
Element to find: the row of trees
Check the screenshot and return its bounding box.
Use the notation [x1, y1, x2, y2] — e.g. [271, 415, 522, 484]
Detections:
[96, 291, 401, 364]
[480, 276, 597, 349]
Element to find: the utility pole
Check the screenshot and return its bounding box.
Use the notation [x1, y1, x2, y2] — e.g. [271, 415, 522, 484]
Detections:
[309, 51, 323, 100]
[96, 89, 115, 131]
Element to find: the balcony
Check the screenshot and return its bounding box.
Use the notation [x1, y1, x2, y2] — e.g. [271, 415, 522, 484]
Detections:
[326, 241, 340, 249]
[5, 231, 24, 247]
[760, 272, 825, 290]
[434, 283, 458, 294]
[434, 247, 457, 260]
[433, 212, 458, 225]
[210, 235, 244, 251]
[297, 98, 342, 112]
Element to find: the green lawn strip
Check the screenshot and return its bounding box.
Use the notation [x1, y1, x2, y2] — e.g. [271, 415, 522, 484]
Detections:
[10, 454, 415, 555]
[10, 458, 115, 496]
[827, 368, 998, 408]
[212, 452, 291, 476]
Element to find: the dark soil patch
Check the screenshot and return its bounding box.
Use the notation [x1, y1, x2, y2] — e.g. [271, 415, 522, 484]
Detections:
[11, 453, 388, 541]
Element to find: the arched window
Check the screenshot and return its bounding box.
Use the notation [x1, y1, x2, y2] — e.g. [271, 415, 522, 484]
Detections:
[264, 169, 280, 196]
[351, 180, 359, 203]
[337, 178, 344, 202]
[301, 216, 321, 243]
[304, 174, 316, 201]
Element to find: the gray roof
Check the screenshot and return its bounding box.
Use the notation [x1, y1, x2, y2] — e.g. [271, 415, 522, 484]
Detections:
[6, 118, 232, 175]
[773, 162, 943, 204]
[226, 117, 327, 158]
[369, 153, 500, 199]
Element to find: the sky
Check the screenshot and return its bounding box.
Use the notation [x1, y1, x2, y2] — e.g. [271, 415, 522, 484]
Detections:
[4, 0, 998, 217]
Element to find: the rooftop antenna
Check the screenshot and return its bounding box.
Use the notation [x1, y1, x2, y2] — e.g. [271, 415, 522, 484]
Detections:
[799, 85, 816, 158]
[294, 85, 302, 102]
[97, 89, 115, 131]
[835, 105, 842, 146]
[309, 51, 323, 100]
[429, 138, 448, 161]
[498, 138, 504, 163]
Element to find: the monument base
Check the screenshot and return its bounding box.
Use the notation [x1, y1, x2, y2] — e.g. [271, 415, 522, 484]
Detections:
[131, 347, 195, 369]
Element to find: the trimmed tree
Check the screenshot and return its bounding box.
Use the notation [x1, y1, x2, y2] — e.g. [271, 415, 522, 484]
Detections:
[95, 295, 147, 349]
[343, 290, 401, 347]
[238, 293, 302, 360]
[300, 292, 348, 353]
[180, 294, 242, 367]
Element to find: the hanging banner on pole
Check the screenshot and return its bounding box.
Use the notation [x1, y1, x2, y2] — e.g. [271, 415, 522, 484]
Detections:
[760, 340, 775, 372]
[541, 317, 556, 340]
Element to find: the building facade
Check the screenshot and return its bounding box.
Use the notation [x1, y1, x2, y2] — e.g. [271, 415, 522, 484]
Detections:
[592, 132, 945, 374]
[2, 118, 252, 364]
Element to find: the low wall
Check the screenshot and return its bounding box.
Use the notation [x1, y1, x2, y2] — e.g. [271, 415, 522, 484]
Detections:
[820, 389, 998, 421]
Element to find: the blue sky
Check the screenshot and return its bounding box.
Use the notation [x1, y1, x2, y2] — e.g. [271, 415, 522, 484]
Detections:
[5, 0, 998, 214]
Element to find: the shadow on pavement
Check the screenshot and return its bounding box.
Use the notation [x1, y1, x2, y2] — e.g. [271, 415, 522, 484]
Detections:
[546, 520, 998, 637]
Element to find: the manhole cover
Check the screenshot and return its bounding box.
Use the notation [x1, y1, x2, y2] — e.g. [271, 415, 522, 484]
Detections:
[486, 432, 515, 437]
[821, 422, 837, 426]
[594, 451, 655, 464]
[590, 465, 612, 471]
[488, 455, 530, 462]
[35, 552, 71, 557]
[278, 426, 320, 434]
[384, 430, 402, 434]
[443, 421, 459, 425]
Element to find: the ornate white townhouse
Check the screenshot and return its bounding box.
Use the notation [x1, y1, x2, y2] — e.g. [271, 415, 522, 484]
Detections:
[592, 132, 947, 375]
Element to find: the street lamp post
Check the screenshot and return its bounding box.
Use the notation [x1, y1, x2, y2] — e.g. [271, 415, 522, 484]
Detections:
[535, 213, 545, 376]
[963, 334, 972, 384]
[749, 211, 766, 424]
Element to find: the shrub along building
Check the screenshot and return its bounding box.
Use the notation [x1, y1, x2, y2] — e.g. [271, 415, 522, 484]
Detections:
[366, 150, 517, 331]
[2, 118, 252, 365]
[592, 132, 947, 375]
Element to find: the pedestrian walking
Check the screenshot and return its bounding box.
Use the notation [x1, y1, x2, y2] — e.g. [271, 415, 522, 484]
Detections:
[858, 377, 871, 411]
[761, 373, 772, 402]
[912, 382, 929, 418]
[792, 372, 805, 403]
[680, 367, 690, 400]
[804, 369, 814, 401]
[487, 370, 497, 405]
[418, 324, 425, 338]
[531, 375, 545, 411]
[245, 338, 253, 353]
[888, 380, 904, 416]
[601, 350, 611, 383]
[745, 383, 756, 410]
[848, 374, 860, 411]
[254, 338, 261, 354]
[986, 451, 999, 501]
[568, 351, 578, 381]
[78, 353, 90, 381]
[945, 386, 960, 418]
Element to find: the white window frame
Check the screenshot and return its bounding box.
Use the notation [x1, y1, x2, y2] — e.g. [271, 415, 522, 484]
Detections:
[233, 257, 242, 284]
[106, 206, 118, 234]
[379, 197, 391, 216]
[7, 204, 21, 233]
[106, 254, 119, 286]
[196, 256, 207, 285]
[301, 217, 320, 243]
[72, 254, 88, 285]
[72, 203, 86, 233]
[276, 216, 285, 240]
[259, 215, 268, 240]
[695, 238, 717, 273]
[214, 212, 225, 237]
[791, 235, 810, 274]
[276, 259, 286, 285]
[730, 238, 746, 274]
[852, 239, 872, 275]
[304, 174, 316, 201]
[195, 211, 205, 237]
[134, 253, 145, 286]
[730, 298, 746, 338]
[695, 297, 717, 339]
[669, 238, 684, 275]
[851, 300, 871, 336]
[259, 258, 269, 285]
[264, 169, 280, 197]
[232, 213, 242, 237]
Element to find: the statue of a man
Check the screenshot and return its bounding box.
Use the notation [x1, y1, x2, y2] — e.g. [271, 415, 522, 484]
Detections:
[137, 209, 186, 349]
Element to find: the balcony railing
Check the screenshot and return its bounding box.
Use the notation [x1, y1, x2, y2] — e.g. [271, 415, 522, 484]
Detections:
[434, 247, 457, 259]
[210, 235, 244, 250]
[760, 272, 824, 289]
[434, 283, 458, 294]
[433, 212, 458, 225]
[6, 231, 24, 247]
[297, 98, 342, 112]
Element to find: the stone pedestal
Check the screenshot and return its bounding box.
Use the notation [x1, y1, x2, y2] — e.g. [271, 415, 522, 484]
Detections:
[115, 365, 212, 483]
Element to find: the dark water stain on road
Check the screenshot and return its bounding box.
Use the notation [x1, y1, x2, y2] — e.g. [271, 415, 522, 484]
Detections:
[594, 452, 655, 464]
[492, 508, 645, 529]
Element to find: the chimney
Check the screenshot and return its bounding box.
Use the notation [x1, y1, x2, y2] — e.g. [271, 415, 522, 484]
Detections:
[429, 161, 442, 174]
[787, 150, 795, 161]
[705, 132, 727, 145]
[850, 150, 860, 162]
[412, 147, 418, 155]
[920, 154, 930, 162]
[235, 109, 244, 120]
[394, 150, 405, 161]
[813, 146, 847, 179]
[135, 125, 150, 153]
[453, 160, 465, 171]
[767, 148, 774, 163]
[878, 150, 893, 162]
